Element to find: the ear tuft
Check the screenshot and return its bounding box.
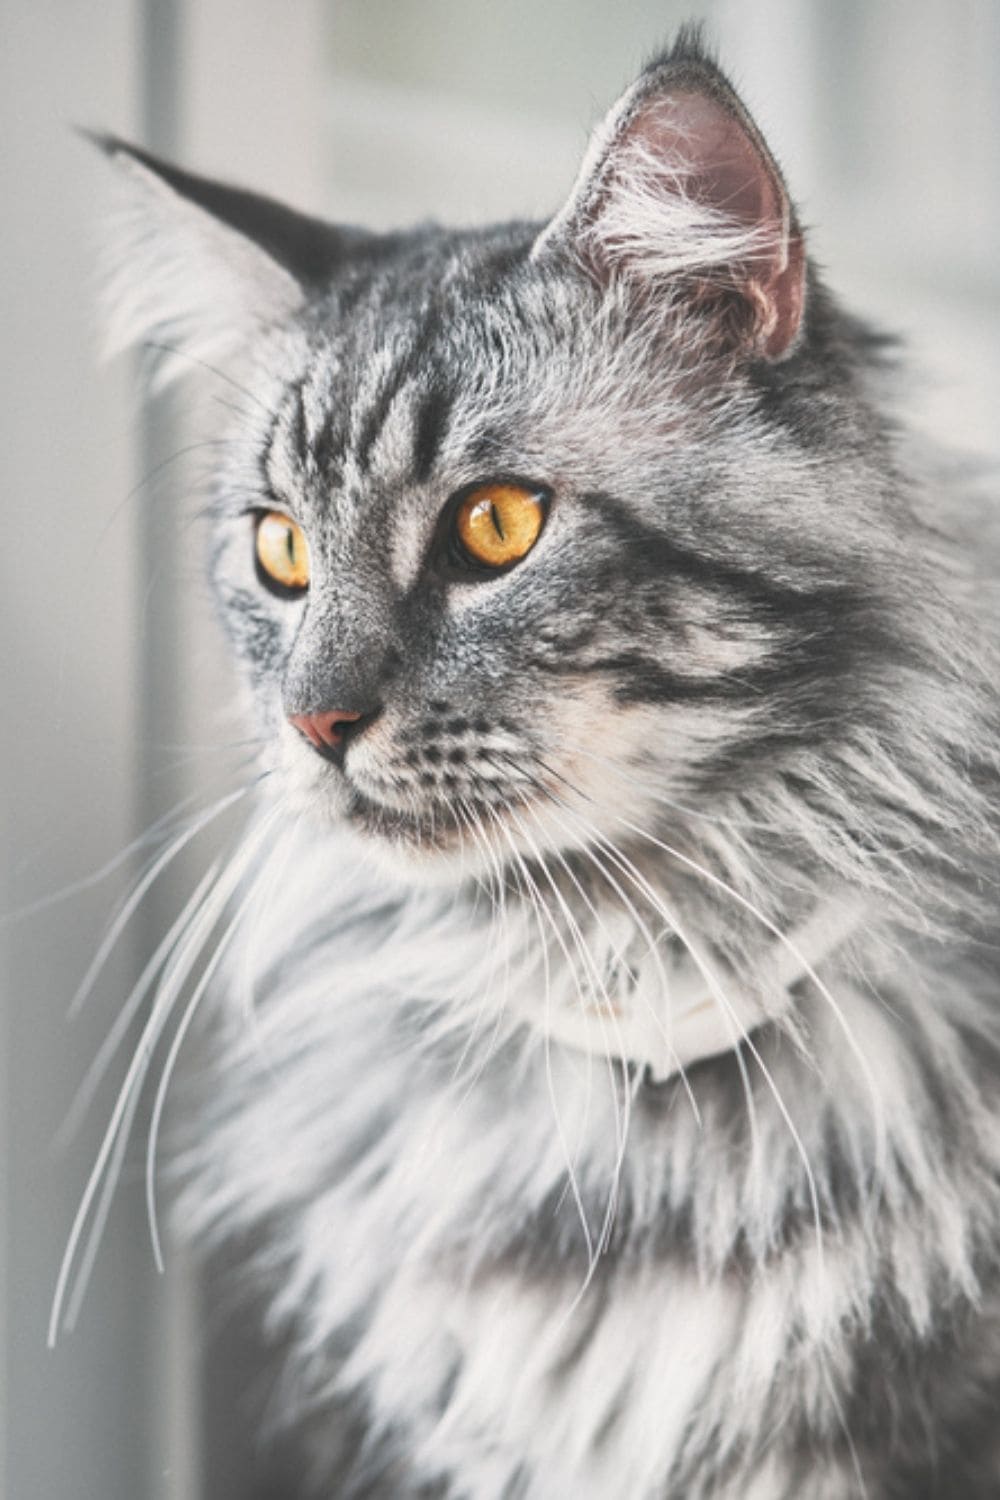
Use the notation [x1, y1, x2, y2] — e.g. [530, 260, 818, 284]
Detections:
[88, 137, 351, 386]
[535, 40, 805, 362]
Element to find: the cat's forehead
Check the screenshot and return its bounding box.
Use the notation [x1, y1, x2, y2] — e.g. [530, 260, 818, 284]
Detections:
[251, 230, 694, 540]
[255, 232, 584, 520]
[313, 220, 542, 363]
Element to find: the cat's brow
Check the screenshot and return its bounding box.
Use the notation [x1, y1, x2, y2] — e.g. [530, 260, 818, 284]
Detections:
[353, 358, 414, 476]
[309, 398, 345, 486]
[410, 382, 453, 485]
[348, 294, 452, 480]
[261, 378, 311, 506]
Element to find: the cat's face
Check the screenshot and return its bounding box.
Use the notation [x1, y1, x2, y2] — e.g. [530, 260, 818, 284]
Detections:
[100, 51, 890, 881]
[210, 268, 845, 880]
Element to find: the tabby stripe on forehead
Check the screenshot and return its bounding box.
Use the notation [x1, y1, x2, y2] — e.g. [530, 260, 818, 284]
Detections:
[259, 402, 285, 498]
[311, 400, 345, 485]
[411, 383, 453, 484]
[261, 378, 309, 502]
[354, 300, 447, 475]
[354, 357, 414, 474]
[291, 375, 309, 468]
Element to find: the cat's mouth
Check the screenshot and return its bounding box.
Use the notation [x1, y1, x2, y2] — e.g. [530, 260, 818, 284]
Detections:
[341, 782, 543, 870]
[342, 786, 466, 850]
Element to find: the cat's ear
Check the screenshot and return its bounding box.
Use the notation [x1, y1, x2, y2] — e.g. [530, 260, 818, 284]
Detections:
[90, 135, 353, 382]
[533, 34, 805, 361]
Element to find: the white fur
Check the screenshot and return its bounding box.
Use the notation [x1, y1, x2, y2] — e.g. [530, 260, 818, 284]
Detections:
[98, 150, 302, 386]
[176, 807, 1000, 1497]
[534, 91, 780, 294]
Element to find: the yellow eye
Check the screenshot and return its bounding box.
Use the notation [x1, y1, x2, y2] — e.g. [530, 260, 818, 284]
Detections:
[255, 511, 310, 594]
[454, 482, 548, 569]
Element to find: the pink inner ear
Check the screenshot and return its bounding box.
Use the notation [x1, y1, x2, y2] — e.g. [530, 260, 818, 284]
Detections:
[638, 92, 782, 231]
[608, 88, 805, 359]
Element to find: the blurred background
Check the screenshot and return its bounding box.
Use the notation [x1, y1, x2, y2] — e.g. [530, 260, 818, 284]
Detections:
[2, 2, 999, 1496]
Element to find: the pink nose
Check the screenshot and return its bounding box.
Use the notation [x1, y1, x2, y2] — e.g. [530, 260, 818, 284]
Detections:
[288, 709, 363, 753]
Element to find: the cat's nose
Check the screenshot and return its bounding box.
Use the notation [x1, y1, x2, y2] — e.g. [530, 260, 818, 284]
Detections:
[287, 707, 380, 764]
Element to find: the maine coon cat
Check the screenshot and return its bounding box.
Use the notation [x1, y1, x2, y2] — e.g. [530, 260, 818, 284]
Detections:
[68, 29, 1000, 1499]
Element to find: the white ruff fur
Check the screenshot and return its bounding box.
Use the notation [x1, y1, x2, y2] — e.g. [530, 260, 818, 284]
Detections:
[178, 813, 1000, 1499]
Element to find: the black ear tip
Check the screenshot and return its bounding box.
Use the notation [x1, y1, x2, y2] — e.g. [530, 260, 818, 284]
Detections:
[74, 126, 138, 161]
[74, 125, 115, 153]
[644, 21, 719, 76]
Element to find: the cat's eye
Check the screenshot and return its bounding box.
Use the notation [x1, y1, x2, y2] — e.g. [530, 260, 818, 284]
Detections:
[453, 482, 548, 570]
[254, 511, 310, 596]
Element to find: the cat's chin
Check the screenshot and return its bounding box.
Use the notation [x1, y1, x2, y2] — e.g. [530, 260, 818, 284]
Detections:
[274, 772, 483, 887]
[346, 789, 460, 853]
[337, 794, 487, 888]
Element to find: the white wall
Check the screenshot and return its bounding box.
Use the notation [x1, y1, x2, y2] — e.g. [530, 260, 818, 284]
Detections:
[2, 7, 152, 1499]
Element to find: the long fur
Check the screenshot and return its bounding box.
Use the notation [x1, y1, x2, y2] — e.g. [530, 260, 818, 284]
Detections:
[79, 29, 1000, 1499]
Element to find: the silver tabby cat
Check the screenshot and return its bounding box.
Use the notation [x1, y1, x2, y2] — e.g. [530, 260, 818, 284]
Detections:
[90, 30, 1000, 1500]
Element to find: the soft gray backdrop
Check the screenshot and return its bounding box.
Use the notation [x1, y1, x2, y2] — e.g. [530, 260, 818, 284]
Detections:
[3, 3, 998, 1497]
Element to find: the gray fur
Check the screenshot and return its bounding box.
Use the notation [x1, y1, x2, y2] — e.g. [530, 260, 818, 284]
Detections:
[91, 29, 1000, 1499]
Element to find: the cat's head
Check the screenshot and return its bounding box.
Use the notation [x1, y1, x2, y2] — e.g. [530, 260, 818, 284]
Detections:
[97, 34, 906, 884]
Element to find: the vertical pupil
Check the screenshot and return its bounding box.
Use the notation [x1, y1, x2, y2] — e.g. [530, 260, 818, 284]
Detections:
[285, 526, 295, 566]
[489, 502, 506, 541]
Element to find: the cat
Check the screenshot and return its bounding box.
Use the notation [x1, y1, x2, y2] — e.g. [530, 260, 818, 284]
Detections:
[79, 26, 1000, 1500]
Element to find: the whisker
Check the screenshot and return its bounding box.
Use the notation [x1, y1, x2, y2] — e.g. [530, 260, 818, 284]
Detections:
[516, 741, 878, 1237]
[61, 1052, 146, 1334]
[0, 786, 212, 929]
[594, 821, 825, 1260]
[487, 806, 598, 1272]
[511, 794, 635, 1267]
[547, 792, 766, 1217]
[445, 798, 511, 1091]
[145, 807, 283, 1272]
[617, 814, 886, 1197]
[505, 768, 703, 1130]
[568, 744, 778, 833]
[49, 800, 273, 1345]
[92, 436, 242, 554]
[143, 339, 272, 414]
[537, 780, 823, 1262]
[55, 860, 223, 1150]
[497, 754, 826, 1266]
[69, 784, 252, 1018]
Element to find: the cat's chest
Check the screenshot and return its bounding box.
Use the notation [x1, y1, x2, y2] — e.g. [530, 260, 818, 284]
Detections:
[287, 1048, 832, 1500]
[341, 1243, 834, 1500]
[207, 869, 859, 1497]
